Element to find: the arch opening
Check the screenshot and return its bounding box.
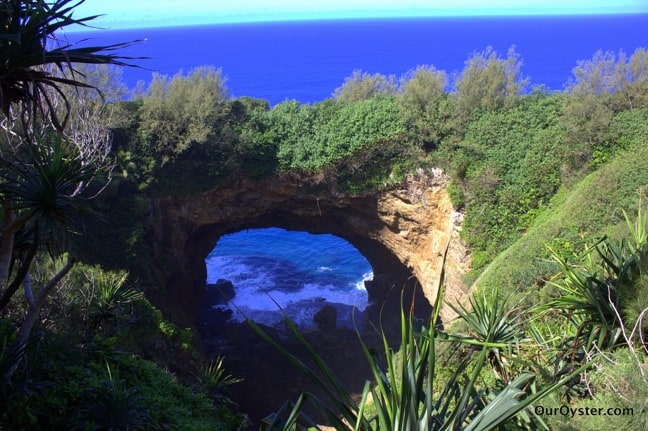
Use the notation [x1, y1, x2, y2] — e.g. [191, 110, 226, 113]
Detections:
[193, 224, 433, 423]
[150, 171, 461, 424]
[204, 227, 374, 331]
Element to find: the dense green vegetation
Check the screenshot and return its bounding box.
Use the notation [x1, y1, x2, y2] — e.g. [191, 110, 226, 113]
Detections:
[107, 45, 647, 275]
[0, 2, 241, 429]
[1, 1, 647, 429]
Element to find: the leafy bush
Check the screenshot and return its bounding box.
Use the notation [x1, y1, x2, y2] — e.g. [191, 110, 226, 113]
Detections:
[474, 107, 648, 300]
[138, 66, 229, 159]
[446, 92, 564, 269]
[333, 70, 397, 103]
[1, 317, 242, 430]
[397, 65, 452, 149]
[272, 95, 410, 174]
[453, 46, 529, 131]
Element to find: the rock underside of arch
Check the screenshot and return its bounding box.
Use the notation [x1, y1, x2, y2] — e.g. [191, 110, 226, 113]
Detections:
[149, 170, 470, 326]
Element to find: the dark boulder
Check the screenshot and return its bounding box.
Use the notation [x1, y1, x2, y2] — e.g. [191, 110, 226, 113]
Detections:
[204, 279, 235, 305]
[314, 304, 337, 331]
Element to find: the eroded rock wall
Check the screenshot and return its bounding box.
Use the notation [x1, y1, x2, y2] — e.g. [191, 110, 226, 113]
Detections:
[374, 171, 470, 321]
[149, 169, 469, 325]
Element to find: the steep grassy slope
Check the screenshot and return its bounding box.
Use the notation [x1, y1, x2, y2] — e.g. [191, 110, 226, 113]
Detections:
[473, 110, 648, 304]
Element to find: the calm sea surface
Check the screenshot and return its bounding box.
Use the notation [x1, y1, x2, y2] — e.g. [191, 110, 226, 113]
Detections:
[69, 15, 648, 105]
[70, 15, 647, 327]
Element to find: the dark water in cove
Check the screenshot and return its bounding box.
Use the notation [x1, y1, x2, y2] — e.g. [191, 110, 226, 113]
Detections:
[205, 228, 372, 329]
[69, 15, 648, 105]
[69, 15, 647, 327]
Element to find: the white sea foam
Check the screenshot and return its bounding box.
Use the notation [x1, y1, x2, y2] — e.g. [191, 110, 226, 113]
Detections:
[206, 258, 373, 328]
[215, 279, 370, 323]
[356, 271, 373, 289]
[205, 229, 374, 329]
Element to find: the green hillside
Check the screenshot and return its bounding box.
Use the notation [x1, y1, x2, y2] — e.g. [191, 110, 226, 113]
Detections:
[475, 107, 648, 303]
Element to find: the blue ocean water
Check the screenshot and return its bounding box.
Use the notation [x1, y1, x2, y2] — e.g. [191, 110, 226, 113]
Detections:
[67, 15, 648, 105]
[67, 15, 646, 326]
[206, 228, 372, 328]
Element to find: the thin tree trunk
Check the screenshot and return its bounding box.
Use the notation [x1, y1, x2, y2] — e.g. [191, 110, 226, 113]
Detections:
[0, 235, 39, 311]
[0, 204, 33, 306]
[4, 257, 76, 380]
[0, 205, 17, 289]
[23, 271, 35, 306]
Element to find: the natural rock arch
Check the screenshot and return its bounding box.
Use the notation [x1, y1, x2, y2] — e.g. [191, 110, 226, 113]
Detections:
[147, 170, 469, 327]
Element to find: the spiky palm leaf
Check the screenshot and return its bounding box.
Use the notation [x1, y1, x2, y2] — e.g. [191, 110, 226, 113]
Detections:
[0, 134, 95, 234]
[0, 134, 95, 309]
[536, 208, 647, 374]
[541, 233, 645, 352]
[448, 291, 523, 347]
[194, 356, 243, 403]
[0, 0, 143, 130]
[448, 291, 524, 383]
[251, 246, 586, 431]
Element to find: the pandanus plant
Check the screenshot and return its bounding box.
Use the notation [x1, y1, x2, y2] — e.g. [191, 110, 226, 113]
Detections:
[0, 0, 141, 131]
[251, 248, 586, 431]
[0, 0, 142, 306]
[0, 0, 141, 380]
[541, 208, 647, 355]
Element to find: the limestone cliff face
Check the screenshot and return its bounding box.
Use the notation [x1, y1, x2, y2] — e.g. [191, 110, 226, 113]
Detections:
[373, 170, 470, 321]
[147, 169, 469, 324]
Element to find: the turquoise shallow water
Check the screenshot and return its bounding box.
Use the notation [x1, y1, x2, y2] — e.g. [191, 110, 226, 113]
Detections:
[205, 228, 373, 328]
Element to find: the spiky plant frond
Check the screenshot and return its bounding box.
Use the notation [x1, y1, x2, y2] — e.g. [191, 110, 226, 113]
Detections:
[0, 133, 95, 235]
[0, 0, 143, 131]
[252, 247, 585, 431]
